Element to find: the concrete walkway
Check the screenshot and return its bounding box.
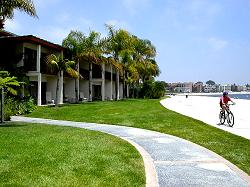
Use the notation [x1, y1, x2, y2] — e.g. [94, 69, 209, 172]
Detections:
[11, 116, 250, 187]
[160, 96, 250, 140]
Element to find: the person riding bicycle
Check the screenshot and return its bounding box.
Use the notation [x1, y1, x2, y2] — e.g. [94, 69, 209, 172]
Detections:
[220, 91, 235, 112]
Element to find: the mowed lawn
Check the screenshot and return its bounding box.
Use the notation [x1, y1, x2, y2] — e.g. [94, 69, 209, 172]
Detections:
[27, 99, 250, 175]
[0, 123, 145, 186]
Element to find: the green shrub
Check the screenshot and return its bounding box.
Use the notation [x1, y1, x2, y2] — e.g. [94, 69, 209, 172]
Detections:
[3, 96, 36, 120]
[152, 81, 165, 98]
[3, 97, 17, 120]
[139, 80, 165, 99]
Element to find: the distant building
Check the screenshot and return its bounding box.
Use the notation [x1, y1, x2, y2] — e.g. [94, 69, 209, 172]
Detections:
[166, 81, 248, 93]
[220, 84, 232, 92]
[173, 82, 193, 93]
[237, 85, 247, 92]
[231, 84, 238, 92]
[204, 84, 217, 93]
[193, 82, 203, 92]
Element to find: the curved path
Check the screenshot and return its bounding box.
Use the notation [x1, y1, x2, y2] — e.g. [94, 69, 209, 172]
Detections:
[11, 116, 250, 187]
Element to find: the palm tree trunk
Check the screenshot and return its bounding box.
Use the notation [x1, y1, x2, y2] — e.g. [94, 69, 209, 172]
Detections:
[58, 71, 64, 104]
[136, 80, 140, 98]
[126, 72, 129, 98]
[114, 55, 119, 100]
[116, 70, 120, 100]
[56, 73, 59, 105]
[89, 62, 92, 101]
[75, 60, 79, 102]
[123, 73, 126, 99]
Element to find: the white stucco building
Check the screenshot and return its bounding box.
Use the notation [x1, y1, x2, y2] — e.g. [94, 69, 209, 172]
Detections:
[0, 31, 124, 105]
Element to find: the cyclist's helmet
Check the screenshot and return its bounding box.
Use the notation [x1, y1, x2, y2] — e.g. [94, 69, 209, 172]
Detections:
[223, 91, 228, 96]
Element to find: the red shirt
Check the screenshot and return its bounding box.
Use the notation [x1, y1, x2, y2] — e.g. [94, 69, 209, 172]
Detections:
[220, 96, 231, 104]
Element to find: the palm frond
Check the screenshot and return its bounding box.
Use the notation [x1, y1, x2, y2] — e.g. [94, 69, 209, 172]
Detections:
[6, 87, 17, 95]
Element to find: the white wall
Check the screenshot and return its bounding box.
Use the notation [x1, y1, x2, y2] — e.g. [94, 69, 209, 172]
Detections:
[119, 83, 123, 99]
[105, 80, 112, 100]
[80, 62, 89, 70]
[46, 76, 57, 102]
[64, 78, 75, 98]
[79, 80, 89, 99]
[112, 81, 116, 100]
[105, 64, 112, 72]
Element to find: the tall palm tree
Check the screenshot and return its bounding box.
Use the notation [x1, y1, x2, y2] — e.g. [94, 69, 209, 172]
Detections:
[63, 30, 105, 101]
[0, 0, 37, 29]
[45, 54, 79, 105]
[105, 25, 132, 99]
[133, 37, 159, 83]
[62, 30, 86, 59]
[62, 30, 86, 101]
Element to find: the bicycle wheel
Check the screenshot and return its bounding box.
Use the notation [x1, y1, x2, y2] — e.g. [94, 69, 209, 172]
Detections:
[219, 111, 225, 124]
[227, 112, 234, 127]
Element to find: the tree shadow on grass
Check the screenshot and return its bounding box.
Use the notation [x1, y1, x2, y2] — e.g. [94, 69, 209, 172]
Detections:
[0, 122, 27, 128]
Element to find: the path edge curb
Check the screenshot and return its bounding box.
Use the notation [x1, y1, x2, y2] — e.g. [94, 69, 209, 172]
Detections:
[11, 116, 159, 187]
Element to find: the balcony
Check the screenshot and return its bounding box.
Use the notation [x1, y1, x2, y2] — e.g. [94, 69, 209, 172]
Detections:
[23, 58, 37, 72]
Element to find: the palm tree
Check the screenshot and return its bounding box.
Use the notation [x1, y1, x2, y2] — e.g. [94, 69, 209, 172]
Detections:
[133, 37, 159, 83]
[62, 30, 86, 101]
[0, 0, 37, 29]
[63, 30, 105, 101]
[105, 25, 132, 99]
[62, 30, 86, 59]
[45, 54, 79, 105]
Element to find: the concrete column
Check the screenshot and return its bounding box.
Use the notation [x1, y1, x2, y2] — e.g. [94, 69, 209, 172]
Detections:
[37, 73, 42, 106]
[110, 66, 113, 100]
[59, 51, 64, 104]
[37, 45, 42, 106]
[76, 61, 80, 101]
[37, 45, 41, 72]
[102, 63, 105, 101]
[116, 70, 120, 100]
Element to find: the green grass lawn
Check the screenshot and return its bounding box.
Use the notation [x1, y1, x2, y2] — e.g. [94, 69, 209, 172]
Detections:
[0, 123, 145, 186]
[27, 99, 250, 175]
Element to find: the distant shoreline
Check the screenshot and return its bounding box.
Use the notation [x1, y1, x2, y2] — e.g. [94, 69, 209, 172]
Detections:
[168, 91, 250, 96]
[169, 92, 250, 100]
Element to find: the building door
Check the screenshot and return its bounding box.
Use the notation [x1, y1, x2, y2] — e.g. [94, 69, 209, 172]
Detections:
[92, 85, 101, 100]
[41, 82, 46, 104]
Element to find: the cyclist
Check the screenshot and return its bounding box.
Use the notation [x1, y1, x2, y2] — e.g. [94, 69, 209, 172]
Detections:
[220, 91, 235, 112]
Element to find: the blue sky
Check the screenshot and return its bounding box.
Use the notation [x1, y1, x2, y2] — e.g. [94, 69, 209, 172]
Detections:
[5, 0, 250, 85]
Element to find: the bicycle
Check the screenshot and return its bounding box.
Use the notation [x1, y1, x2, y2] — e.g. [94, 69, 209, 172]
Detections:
[219, 103, 235, 127]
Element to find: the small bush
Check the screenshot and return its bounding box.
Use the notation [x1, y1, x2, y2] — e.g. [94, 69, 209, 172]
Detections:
[3, 96, 36, 120]
[152, 81, 165, 98]
[139, 80, 165, 99]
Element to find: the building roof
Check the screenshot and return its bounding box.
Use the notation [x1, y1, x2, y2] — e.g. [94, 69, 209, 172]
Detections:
[0, 30, 65, 52]
[0, 30, 17, 37]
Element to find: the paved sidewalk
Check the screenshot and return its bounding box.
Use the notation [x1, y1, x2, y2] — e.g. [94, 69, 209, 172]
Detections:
[160, 96, 250, 140]
[11, 116, 250, 187]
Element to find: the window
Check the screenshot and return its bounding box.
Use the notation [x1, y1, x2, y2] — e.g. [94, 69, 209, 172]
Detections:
[24, 47, 37, 71]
